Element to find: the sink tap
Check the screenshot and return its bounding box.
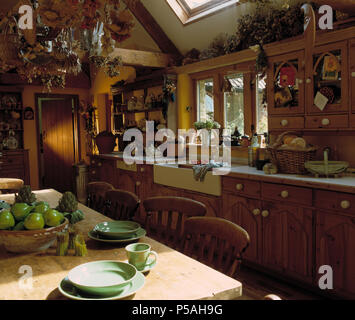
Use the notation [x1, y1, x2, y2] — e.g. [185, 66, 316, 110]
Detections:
[323, 147, 331, 160]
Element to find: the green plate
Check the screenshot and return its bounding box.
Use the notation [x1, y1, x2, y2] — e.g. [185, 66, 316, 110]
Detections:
[93, 221, 141, 238]
[67, 261, 137, 297]
[88, 228, 146, 243]
[58, 271, 145, 300]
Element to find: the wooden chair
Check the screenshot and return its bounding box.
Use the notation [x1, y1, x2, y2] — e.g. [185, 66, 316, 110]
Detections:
[104, 189, 140, 221]
[263, 294, 282, 300]
[142, 196, 207, 249]
[181, 216, 250, 278]
[0, 178, 24, 194]
[86, 181, 114, 213]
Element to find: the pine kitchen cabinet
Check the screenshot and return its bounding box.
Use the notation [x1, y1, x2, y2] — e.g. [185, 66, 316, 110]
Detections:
[222, 177, 314, 283]
[350, 39, 355, 113]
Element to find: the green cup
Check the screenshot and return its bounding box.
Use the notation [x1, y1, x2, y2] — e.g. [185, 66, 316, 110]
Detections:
[125, 243, 158, 271]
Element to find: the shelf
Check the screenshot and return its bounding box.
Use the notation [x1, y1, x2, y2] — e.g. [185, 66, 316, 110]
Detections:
[113, 107, 163, 115]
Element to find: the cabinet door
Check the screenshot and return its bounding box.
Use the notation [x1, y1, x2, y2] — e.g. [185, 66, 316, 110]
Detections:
[306, 41, 348, 114]
[267, 51, 305, 115]
[115, 169, 138, 195]
[223, 194, 262, 264]
[316, 211, 355, 298]
[181, 191, 221, 218]
[350, 40, 355, 113]
[262, 202, 313, 282]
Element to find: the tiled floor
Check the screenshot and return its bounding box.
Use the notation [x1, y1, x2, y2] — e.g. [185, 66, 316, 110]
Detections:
[235, 266, 325, 300]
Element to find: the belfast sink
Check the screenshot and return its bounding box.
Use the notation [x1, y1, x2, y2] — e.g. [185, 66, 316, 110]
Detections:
[153, 164, 222, 196]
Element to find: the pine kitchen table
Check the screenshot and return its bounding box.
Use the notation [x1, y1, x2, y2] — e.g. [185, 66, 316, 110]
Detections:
[0, 189, 242, 300]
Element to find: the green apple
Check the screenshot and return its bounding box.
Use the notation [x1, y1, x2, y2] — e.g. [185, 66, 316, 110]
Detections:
[24, 213, 45, 230]
[0, 210, 15, 230]
[13, 221, 25, 231]
[33, 202, 50, 214]
[43, 209, 64, 227]
[11, 203, 34, 221]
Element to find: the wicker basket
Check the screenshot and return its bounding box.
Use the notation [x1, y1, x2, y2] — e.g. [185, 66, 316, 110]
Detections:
[267, 132, 318, 175]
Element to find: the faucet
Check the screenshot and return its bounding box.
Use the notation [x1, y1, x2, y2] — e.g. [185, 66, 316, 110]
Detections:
[323, 147, 331, 177]
[323, 147, 331, 160]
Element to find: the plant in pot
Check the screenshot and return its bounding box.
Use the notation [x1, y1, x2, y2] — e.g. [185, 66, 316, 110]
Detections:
[95, 131, 117, 154]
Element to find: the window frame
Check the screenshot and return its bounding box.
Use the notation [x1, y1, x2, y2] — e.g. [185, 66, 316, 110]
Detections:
[166, 0, 240, 25]
[191, 62, 257, 138]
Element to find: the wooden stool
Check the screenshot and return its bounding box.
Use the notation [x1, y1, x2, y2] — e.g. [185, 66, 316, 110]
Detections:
[0, 178, 24, 194]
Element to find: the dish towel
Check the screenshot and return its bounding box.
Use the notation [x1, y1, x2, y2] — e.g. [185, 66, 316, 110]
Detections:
[192, 162, 223, 182]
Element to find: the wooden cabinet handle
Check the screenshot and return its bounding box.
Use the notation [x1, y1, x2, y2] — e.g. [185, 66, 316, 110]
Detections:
[321, 118, 330, 126]
[262, 210, 270, 218]
[136, 181, 141, 187]
[141, 168, 145, 172]
[281, 190, 289, 199]
[98, 162, 102, 167]
[252, 209, 261, 216]
[340, 200, 350, 209]
[91, 160, 95, 165]
[352, 72, 355, 78]
[306, 78, 312, 84]
[280, 119, 288, 127]
[91, 170, 96, 175]
[236, 184, 244, 191]
[297, 79, 303, 84]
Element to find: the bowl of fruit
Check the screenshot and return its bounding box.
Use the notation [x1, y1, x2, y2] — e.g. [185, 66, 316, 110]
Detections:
[0, 187, 83, 253]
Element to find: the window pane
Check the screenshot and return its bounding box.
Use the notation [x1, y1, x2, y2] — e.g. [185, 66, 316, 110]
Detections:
[197, 79, 214, 122]
[256, 75, 268, 134]
[184, 0, 214, 9]
[224, 74, 244, 135]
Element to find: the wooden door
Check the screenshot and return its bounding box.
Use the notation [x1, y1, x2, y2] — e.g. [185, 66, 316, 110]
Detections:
[41, 99, 76, 193]
[316, 211, 355, 298]
[267, 50, 305, 115]
[350, 40, 355, 113]
[223, 194, 262, 264]
[306, 41, 348, 114]
[262, 201, 313, 281]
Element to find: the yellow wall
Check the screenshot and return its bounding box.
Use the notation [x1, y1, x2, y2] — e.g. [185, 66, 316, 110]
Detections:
[23, 86, 90, 190]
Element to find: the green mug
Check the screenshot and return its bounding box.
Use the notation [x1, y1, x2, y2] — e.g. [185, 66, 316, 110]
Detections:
[125, 243, 158, 271]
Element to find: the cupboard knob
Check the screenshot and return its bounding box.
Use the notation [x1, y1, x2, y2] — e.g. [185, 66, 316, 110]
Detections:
[136, 181, 141, 187]
[262, 210, 270, 218]
[321, 118, 330, 126]
[298, 79, 303, 84]
[91, 160, 95, 165]
[92, 170, 96, 175]
[98, 162, 102, 167]
[252, 209, 261, 216]
[341, 200, 350, 209]
[141, 168, 145, 172]
[352, 72, 355, 78]
[281, 190, 289, 198]
[236, 184, 244, 191]
[280, 119, 288, 127]
[306, 78, 312, 84]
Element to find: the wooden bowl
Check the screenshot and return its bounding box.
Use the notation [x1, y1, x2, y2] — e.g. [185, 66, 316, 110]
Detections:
[0, 218, 69, 253]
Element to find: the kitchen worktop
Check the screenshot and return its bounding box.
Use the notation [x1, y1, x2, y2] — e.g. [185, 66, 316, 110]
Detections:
[90, 153, 355, 194]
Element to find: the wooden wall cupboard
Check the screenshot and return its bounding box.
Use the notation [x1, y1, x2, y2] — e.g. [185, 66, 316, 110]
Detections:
[267, 38, 352, 131]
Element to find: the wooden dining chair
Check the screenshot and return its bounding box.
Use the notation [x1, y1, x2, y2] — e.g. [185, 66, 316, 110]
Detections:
[86, 181, 114, 213]
[142, 196, 207, 249]
[181, 216, 250, 278]
[263, 294, 282, 300]
[104, 189, 140, 221]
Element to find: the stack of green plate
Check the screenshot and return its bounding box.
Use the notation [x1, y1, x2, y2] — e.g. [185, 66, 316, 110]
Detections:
[88, 221, 146, 243]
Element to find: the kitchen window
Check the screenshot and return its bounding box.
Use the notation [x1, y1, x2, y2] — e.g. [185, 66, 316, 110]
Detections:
[196, 78, 214, 122]
[166, 0, 240, 24]
[192, 65, 269, 140]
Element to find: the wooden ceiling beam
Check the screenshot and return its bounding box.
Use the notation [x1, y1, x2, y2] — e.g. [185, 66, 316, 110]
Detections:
[123, 0, 182, 59]
[110, 48, 172, 68]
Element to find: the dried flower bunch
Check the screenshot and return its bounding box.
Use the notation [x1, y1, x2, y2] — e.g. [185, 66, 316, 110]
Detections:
[0, 0, 136, 91]
[181, 1, 305, 66]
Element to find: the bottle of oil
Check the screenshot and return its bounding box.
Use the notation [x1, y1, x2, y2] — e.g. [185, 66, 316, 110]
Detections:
[248, 133, 260, 167]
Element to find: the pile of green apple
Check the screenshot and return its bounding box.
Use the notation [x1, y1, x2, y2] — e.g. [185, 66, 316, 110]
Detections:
[0, 201, 65, 231]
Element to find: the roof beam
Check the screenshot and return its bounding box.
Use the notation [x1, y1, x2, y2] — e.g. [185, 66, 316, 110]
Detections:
[110, 48, 172, 68]
[123, 0, 182, 59]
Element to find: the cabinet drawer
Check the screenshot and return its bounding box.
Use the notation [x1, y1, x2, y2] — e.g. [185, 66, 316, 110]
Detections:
[261, 182, 312, 206]
[315, 190, 355, 214]
[0, 169, 25, 180]
[223, 177, 261, 198]
[0, 154, 24, 168]
[269, 116, 304, 130]
[350, 114, 355, 128]
[305, 115, 348, 129]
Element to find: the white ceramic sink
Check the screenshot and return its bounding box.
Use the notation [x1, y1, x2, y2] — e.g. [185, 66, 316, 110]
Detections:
[153, 164, 222, 196]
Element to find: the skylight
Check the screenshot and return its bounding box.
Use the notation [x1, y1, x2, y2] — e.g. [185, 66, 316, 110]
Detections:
[166, 0, 239, 25]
